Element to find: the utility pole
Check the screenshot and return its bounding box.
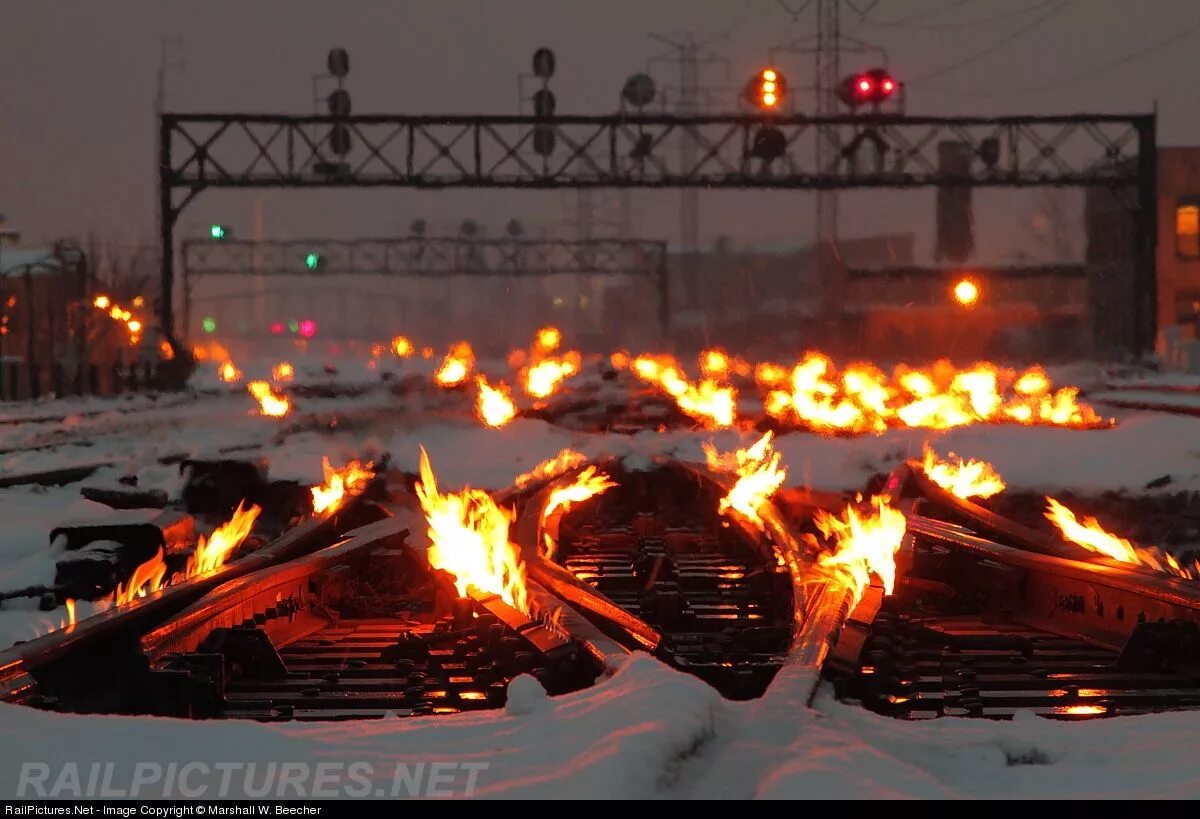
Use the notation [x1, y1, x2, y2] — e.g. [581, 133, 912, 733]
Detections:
[155, 36, 184, 339]
[815, 0, 840, 253]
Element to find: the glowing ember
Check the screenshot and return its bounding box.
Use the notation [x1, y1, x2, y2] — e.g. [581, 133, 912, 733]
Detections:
[272, 362, 295, 382]
[815, 496, 908, 604]
[392, 335, 415, 357]
[761, 353, 1103, 433]
[610, 349, 631, 370]
[920, 446, 1006, 500]
[435, 341, 475, 387]
[218, 361, 242, 383]
[311, 457, 375, 515]
[114, 548, 168, 606]
[186, 502, 261, 577]
[631, 354, 736, 429]
[247, 380, 291, 417]
[476, 376, 517, 428]
[514, 449, 588, 488]
[703, 432, 787, 531]
[415, 447, 528, 613]
[1042, 497, 1199, 580]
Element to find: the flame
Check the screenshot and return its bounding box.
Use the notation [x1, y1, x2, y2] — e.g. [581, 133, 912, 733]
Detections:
[93, 295, 110, 310]
[539, 466, 616, 559]
[272, 362, 295, 382]
[514, 448, 588, 488]
[186, 502, 261, 577]
[699, 348, 751, 380]
[920, 446, 1006, 500]
[610, 349, 631, 370]
[64, 598, 76, 627]
[415, 447, 528, 613]
[703, 432, 787, 531]
[218, 360, 242, 383]
[535, 326, 562, 353]
[631, 354, 736, 429]
[1042, 497, 1199, 579]
[523, 352, 582, 399]
[476, 376, 516, 428]
[92, 294, 145, 345]
[760, 354, 1103, 433]
[114, 548, 168, 606]
[311, 457, 375, 515]
[815, 496, 909, 604]
[247, 380, 291, 417]
[541, 466, 616, 525]
[392, 335, 414, 357]
[435, 341, 475, 387]
[953, 278, 980, 306]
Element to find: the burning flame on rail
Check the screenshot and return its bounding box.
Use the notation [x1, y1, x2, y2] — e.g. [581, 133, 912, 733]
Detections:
[186, 502, 262, 577]
[920, 446, 1006, 500]
[815, 496, 909, 605]
[218, 360, 242, 384]
[699, 348, 751, 380]
[1043, 497, 1200, 579]
[392, 335, 414, 357]
[114, 548, 168, 606]
[514, 449, 589, 488]
[517, 326, 581, 400]
[247, 380, 291, 417]
[435, 341, 475, 387]
[703, 432, 787, 531]
[311, 457, 374, 515]
[539, 466, 616, 559]
[759, 354, 1103, 433]
[272, 362, 295, 382]
[415, 447, 528, 613]
[632, 354, 736, 429]
[476, 376, 517, 428]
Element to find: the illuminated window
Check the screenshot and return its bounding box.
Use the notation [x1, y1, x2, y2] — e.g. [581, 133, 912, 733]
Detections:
[1177, 202, 1200, 258]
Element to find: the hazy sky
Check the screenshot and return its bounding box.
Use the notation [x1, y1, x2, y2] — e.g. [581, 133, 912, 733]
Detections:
[3, 0, 1199, 259]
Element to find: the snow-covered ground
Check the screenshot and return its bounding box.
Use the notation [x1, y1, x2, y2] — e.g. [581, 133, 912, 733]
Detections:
[2, 356, 1200, 798]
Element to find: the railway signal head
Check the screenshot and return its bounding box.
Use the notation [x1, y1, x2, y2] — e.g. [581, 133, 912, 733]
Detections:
[209, 224, 230, 240]
[304, 252, 323, 271]
[746, 67, 787, 111]
[839, 68, 901, 108]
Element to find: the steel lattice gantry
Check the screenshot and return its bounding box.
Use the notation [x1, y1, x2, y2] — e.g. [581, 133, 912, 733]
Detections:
[160, 112, 1157, 356]
[180, 236, 670, 336]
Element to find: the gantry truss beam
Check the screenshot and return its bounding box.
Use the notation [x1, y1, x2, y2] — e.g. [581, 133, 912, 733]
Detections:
[158, 111, 1156, 359]
[181, 236, 670, 337]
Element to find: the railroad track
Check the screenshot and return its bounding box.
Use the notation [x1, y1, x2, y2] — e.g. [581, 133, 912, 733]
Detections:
[7, 450, 1200, 725]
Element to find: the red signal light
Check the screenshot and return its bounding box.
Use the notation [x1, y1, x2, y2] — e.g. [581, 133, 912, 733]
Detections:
[857, 77, 872, 94]
[881, 77, 896, 94]
[840, 68, 900, 107]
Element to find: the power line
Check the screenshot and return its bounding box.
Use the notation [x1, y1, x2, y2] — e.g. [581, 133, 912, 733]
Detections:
[906, 0, 1071, 83]
[925, 14, 1200, 97]
[863, 0, 1060, 30]
[860, 0, 977, 27]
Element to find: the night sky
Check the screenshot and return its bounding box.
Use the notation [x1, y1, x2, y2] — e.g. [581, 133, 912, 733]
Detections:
[2, 0, 1197, 261]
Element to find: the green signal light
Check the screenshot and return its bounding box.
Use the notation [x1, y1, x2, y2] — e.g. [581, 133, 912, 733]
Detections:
[287, 320, 299, 334]
[209, 224, 228, 240]
[202, 317, 217, 334]
[304, 252, 322, 271]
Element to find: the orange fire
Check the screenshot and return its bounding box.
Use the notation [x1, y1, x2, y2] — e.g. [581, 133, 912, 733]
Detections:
[523, 352, 582, 399]
[632, 354, 737, 429]
[760, 353, 1103, 433]
[539, 466, 616, 559]
[435, 341, 475, 387]
[920, 446, 1006, 500]
[610, 349, 631, 371]
[815, 496, 909, 604]
[699, 348, 751, 380]
[311, 457, 375, 515]
[1043, 497, 1199, 579]
[218, 360, 242, 383]
[476, 376, 517, 428]
[392, 335, 415, 357]
[186, 502, 261, 577]
[514, 448, 589, 488]
[703, 432, 787, 531]
[247, 380, 291, 417]
[535, 326, 562, 353]
[414, 447, 528, 613]
[272, 361, 295, 382]
[114, 548, 168, 606]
